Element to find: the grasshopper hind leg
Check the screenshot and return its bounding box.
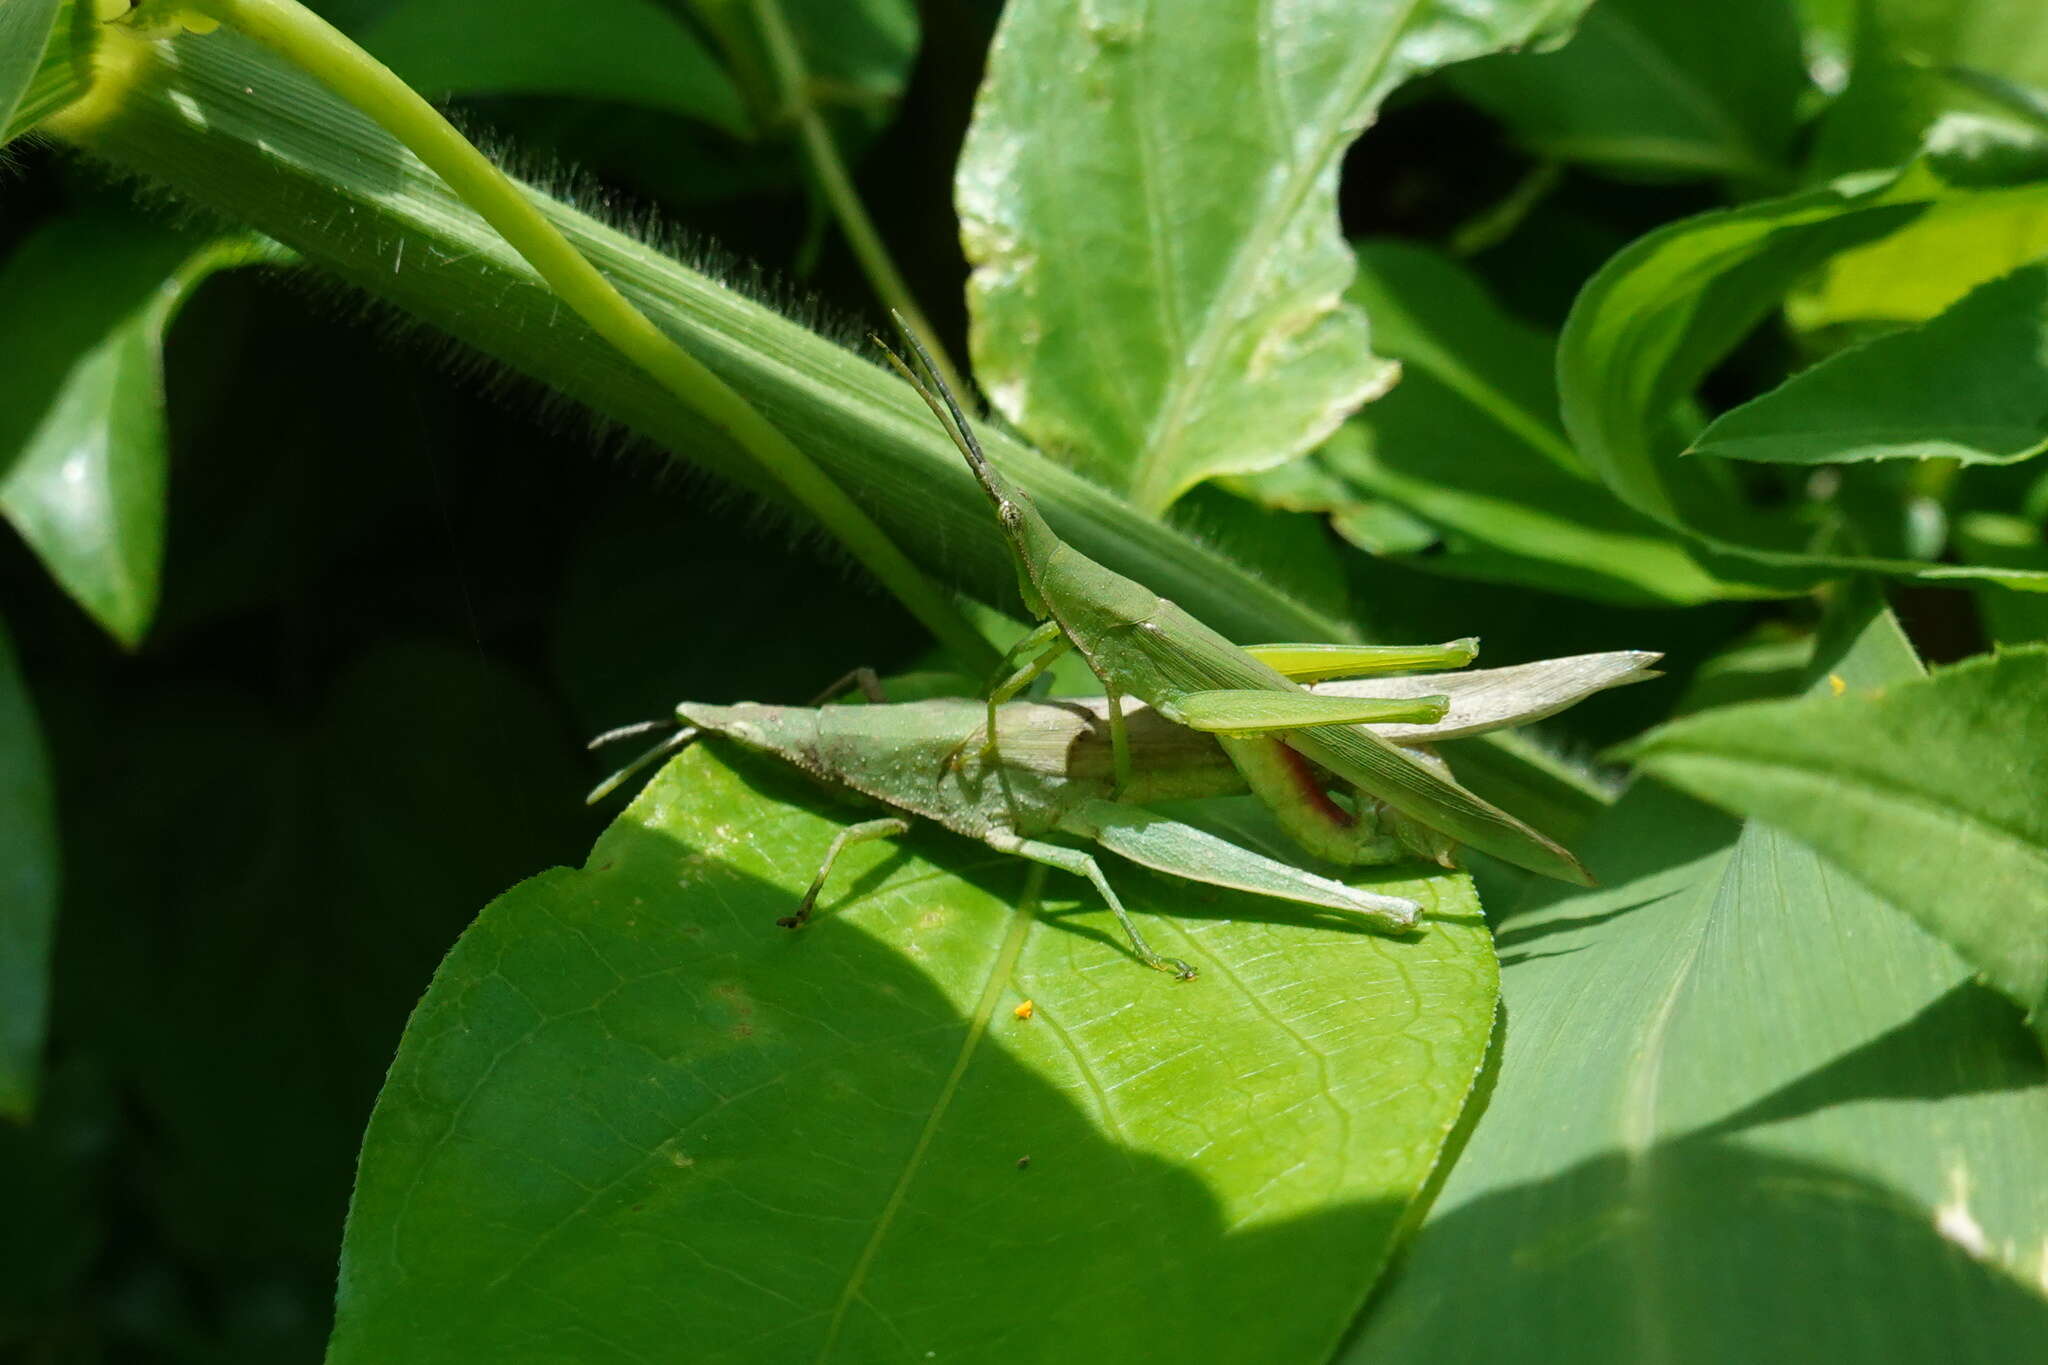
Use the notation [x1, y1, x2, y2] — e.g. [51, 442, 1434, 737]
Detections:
[987, 831, 1197, 981]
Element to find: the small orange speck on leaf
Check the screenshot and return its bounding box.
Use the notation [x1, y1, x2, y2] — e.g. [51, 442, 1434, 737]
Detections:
[1014, 1000, 1034, 1020]
[1828, 673, 1847, 696]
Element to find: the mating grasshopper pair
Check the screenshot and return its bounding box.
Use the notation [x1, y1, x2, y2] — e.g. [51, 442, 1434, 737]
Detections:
[597, 328, 1650, 978]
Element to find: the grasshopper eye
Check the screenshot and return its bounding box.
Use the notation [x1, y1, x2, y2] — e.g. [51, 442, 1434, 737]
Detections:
[999, 502, 1025, 531]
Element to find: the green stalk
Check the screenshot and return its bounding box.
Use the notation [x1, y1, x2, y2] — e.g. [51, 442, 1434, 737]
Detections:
[31, 7, 1602, 829]
[163, 0, 995, 671]
[44, 17, 1342, 648]
[742, 0, 967, 401]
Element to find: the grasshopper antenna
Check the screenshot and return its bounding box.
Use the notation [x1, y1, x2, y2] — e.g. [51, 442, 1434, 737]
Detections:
[893, 312, 991, 464]
[876, 313, 995, 484]
[586, 719, 701, 805]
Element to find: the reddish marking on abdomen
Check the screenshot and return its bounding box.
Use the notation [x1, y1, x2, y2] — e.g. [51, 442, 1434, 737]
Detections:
[1278, 741, 1354, 828]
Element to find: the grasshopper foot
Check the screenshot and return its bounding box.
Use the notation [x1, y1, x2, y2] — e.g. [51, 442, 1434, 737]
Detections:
[1133, 946, 1198, 981]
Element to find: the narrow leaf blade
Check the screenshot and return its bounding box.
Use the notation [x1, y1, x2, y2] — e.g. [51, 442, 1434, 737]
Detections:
[1695, 261, 2048, 468]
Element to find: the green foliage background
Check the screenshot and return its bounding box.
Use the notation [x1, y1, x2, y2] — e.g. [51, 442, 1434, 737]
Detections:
[3, 0, 2047, 1360]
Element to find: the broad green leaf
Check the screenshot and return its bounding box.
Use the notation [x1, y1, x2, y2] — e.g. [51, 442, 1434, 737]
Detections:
[1790, 179, 2048, 330]
[65, 638, 588, 1280]
[957, 0, 1594, 512]
[1557, 169, 2048, 592]
[769, 0, 919, 112]
[1872, 0, 2048, 87]
[0, 0, 62, 145]
[1621, 645, 2048, 1039]
[1346, 601, 2048, 1360]
[1801, 2, 2048, 320]
[1696, 261, 2048, 467]
[1807, 0, 2048, 180]
[1450, 0, 1808, 182]
[354, 0, 749, 134]
[1311, 242, 1748, 606]
[331, 745, 1495, 1362]
[0, 616, 56, 1122]
[0, 214, 263, 646]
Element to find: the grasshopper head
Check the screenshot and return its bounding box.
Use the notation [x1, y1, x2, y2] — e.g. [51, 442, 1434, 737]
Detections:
[958, 438, 1060, 615]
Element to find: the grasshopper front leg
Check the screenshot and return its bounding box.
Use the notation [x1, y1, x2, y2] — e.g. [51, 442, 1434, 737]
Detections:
[779, 817, 912, 928]
[947, 621, 1073, 777]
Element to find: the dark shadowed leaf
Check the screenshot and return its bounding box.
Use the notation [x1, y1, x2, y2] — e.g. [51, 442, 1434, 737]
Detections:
[331, 744, 1495, 1362]
[0, 616, 56, 1122]
[1452, 0, 1808, 182]
[1622, 644, 2048, 1040]
[1344, 597, 2048, 1360]
[51, 641, 590, 1354]
[354, 0, 748, 132]
[957, 0, 1594, 511]
[0, 214, 264, 646]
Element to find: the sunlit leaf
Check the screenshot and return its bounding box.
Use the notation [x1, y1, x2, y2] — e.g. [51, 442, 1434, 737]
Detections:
[1345, 596, 2048, 1360]
[958, 0, 1594, 511]
[0, 616, 56, 1122]
[0, 214, 264, 646]
[331, 744, 1495, 1362]
[1789, 179, 2048, 330]
[1697, 261, 2048, 467]
[1451, 0, 1808, 181]
[1622, 644, 2048, 1041]
[1313, 242, 1748, 606]
[1556, 168, 2048, 592]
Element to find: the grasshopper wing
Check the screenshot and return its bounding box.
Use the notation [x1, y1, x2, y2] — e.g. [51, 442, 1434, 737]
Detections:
[1174, 689, 1449, 734]
[1245, 640, 1477, 682]
[1060, 800, 1421, 932]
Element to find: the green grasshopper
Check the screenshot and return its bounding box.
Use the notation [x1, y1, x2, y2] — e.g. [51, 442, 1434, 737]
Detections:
[593, 652, 1656, 978]
[879, 324, 1596, 890]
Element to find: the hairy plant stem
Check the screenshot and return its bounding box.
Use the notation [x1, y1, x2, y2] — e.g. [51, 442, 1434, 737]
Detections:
[168, 0, 996, 670]
[36, 9, 1607, 834]
[46, 18, 1336, 646]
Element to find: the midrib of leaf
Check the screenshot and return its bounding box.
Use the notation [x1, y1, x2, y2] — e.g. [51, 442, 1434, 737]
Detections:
[1645, 750, 2048, 880]
[1132, 0, 1424, 511]
[814, 867, 1045, 1361]
[1637, 750, 2048, 1000]
[1618, 864, 1715, 1365]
